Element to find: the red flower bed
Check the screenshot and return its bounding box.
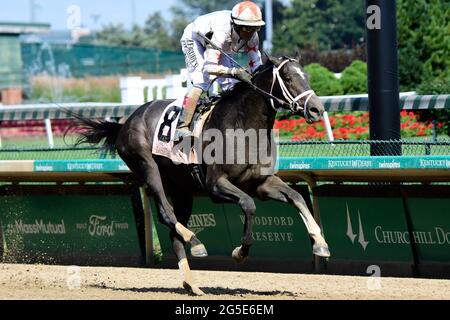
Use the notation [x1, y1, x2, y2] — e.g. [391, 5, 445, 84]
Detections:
[274, 111, 437, 140]
[0, 120, 77, 137]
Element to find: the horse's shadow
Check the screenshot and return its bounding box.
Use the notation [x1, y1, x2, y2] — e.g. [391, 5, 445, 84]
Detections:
[89, 284, 296, 297]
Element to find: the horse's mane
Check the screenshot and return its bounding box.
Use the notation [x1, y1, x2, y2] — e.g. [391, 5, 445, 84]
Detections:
[214, 62, 273, 101]
[217, 81, 249, 100]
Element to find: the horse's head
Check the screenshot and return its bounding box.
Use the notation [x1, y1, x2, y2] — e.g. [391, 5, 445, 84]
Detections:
[256, 53, 324, 123]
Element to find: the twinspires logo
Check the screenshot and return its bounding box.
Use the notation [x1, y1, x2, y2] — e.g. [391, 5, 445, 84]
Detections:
[6, 219, 66, 235]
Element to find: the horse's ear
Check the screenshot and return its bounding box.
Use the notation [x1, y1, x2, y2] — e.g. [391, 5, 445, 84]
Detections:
[295, 50, 302, 63]
[262, 51, 270, 64]
[263, 51, 278, 66]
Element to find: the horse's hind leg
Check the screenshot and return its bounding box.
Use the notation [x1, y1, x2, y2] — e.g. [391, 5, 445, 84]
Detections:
[208, 176, 256, 263]
[121, 149, 204, 254]
[256, 175, 330, 257]
[170, 192, 205, 296]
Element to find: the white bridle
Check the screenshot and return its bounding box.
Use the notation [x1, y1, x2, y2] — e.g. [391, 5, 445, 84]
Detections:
[269, 59, 315, 120]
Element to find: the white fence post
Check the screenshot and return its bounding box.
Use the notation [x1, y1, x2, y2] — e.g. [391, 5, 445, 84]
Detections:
[44, 118, 54, 148]
[165, 74, 188, 99]
[142, 80, 165, 101]
[120, 77, 145, 105]
[120, 69, 192, 104]
[322, 111, 334, 142]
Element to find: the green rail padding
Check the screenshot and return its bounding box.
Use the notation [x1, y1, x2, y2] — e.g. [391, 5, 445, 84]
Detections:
[153, 186, 314, 262]
[278, 156, 450, 170]
[406, 198, 450, 263]
[317, 195, 413, 262]
[0, 185, 143, 265]
[16, 157, 449, 173]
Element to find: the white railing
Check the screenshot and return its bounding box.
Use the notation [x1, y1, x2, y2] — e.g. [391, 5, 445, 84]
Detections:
[119, 68, 220, 104]
[120, 69, 190, 104]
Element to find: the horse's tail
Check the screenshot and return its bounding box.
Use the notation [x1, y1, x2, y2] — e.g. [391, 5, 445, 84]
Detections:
[67, 112, 123, 155]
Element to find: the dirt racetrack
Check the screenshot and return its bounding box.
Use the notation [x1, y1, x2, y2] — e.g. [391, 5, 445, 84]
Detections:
[0, 263, 449, 300]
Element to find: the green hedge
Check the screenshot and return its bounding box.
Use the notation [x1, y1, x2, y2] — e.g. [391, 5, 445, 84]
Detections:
[304, 63, 343, 96]
[415, 76, 450, 136]
[304, 61, 368, 96]
[340, 60, 368, 94]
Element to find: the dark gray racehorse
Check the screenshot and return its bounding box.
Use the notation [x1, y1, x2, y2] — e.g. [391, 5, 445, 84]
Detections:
[73, 54, 330, 295]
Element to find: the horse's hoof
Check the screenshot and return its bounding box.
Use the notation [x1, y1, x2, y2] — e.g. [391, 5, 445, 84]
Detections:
[313, 244, 331, 258]
[183, 281, 205, 296]
[232, 246, 247, 264]
[191, 243, 208, 258]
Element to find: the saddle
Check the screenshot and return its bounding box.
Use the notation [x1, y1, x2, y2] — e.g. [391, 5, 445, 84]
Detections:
[151, 95, 219, 191]
[152, 94, 219, 165]
[188, 95, 220, 133]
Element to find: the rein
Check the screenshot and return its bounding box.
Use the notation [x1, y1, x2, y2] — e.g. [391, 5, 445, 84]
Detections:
[244, 78, 293, 110]
[249, 60, 314, 121]
[198, 31, 314, 119]
[268, 59, 314, 120]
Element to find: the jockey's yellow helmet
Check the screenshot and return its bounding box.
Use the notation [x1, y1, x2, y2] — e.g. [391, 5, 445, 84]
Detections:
[231, 1, 265, 27]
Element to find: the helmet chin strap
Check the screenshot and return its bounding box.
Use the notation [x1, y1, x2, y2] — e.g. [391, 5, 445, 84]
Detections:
[229, 22, 248, 51]
[269, 59, 315, 120]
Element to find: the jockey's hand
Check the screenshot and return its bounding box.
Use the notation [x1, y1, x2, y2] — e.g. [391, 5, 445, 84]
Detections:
[231, 68, 252, 83]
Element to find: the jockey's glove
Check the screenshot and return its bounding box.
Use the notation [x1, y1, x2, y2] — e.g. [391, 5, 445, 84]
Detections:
[230, 68, 252, 84]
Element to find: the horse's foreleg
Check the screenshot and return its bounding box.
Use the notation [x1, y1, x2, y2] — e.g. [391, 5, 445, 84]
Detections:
[156, 185, 206, 296]
[256, 175, 330, 257]
[135, 155, 202, 251]
[170, 230, 204, 296]
[209, 176, 256, 263]
[171, 189, 208, 258]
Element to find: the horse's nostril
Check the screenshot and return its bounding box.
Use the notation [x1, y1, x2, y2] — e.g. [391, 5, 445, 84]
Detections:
[307, 106, 324, 121]
[309, 107, 320, 116]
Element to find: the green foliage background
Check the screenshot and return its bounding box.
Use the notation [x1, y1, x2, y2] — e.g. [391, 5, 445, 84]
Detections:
[397, 0, 450, 91]
[340, 61, 367, 94]
[304, 64, 343, 96]
[77, 0, 449, 97]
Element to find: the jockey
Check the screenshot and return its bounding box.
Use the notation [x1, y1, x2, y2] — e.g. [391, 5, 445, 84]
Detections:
[174, 1, 265, 141]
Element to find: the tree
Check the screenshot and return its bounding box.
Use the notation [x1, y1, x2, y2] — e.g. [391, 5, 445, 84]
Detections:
[95, 23, 130, 46]
[128, 24, 147, 47]
[273, 0, 317, 52]
[397, 0, 449, 136]
[169, 6, 194, 50]
[273, 0, 365, 53]
[397, 0, 450, 91]
[95, 13, 177, 50]
[142, 12, 177, 50]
